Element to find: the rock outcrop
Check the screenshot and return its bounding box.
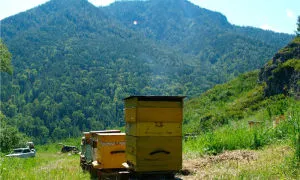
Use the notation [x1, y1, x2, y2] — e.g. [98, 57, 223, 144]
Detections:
[259, 37, 300, 98]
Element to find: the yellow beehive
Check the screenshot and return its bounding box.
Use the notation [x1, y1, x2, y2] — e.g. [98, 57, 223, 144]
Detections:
[126, 136, 182, 172]
[125, 96, 184, 137]
[124, 96, 185, 172]
[94, 133, 126, 169]
[90, 130, 122, 162]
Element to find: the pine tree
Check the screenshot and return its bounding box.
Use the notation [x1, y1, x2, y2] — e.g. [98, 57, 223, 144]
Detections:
[297, 16, 300, 36]
[0, 39, 13, 74]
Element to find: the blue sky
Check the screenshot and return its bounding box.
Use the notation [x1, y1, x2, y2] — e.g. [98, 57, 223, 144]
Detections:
[192, 0, 299, 34]
[0, 0, 299, 34]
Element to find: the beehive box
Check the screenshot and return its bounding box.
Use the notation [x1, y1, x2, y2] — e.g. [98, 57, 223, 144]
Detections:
[126, 136, 182, 172]
[90, 130, 121, 161]
[126, 122, 182, 136]
[125, 96, 184, 137]
[124, 96, 184, 123]
[94, 133, 126, 169]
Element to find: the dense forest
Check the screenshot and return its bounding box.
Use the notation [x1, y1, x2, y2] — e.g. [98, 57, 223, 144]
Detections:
[0, 0, 294, 145]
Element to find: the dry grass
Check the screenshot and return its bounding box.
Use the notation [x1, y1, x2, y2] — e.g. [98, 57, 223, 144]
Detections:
[178, 144, 298, 179]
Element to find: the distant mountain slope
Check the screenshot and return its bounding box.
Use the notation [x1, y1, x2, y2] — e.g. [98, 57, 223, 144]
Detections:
[0, 0, 294, 143]
[103, 0, 293, 74]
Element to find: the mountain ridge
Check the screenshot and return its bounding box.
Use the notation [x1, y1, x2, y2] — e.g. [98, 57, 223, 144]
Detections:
[103, 0, 292, 73]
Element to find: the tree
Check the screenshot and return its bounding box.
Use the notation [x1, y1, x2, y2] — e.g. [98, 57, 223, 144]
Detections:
[0, 113, 28, 152]
[0, 39, 13, 74]
[297, 16, 300, 36]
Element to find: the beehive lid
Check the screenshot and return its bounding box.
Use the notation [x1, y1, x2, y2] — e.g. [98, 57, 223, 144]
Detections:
[124, 96, 185, 101]
[96, 133, 126, 136]
[90, 130, 121, 135]
[96, 133, 126, 143]
[124, 96, 186, 109]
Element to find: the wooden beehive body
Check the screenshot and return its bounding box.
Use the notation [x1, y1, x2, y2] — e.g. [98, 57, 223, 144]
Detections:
[88, 130, 122, 164]
[93, 133, 126, 169]
[124, 96, 185, 172]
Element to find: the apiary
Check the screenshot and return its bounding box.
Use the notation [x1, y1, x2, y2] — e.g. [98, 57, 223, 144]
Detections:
[124, 96, 185, 172]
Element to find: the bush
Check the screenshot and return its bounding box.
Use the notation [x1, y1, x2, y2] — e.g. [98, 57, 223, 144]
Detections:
[0, 124, 28, 153]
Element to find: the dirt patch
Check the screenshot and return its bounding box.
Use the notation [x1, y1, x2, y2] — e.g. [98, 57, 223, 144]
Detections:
[184, 150, 257, 169]
[204, 150, 257, 163]
[178, 150, 257, 179]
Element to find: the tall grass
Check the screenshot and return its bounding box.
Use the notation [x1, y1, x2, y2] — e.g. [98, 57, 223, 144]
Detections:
[0, 152, 90, 179]
[287, 104, 300, 168]
[184, 125, 253, 155]
[184, 100, 300, 153]
[183, 99, 300, 179]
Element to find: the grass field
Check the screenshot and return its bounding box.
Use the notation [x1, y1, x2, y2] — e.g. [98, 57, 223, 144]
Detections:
[1, 150, 90, 180]
[1, 142, 298, 179]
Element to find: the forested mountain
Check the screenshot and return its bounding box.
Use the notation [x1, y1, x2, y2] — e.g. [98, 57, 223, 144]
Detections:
[103, 0, 292, 74]
[0, 0, 293, 144]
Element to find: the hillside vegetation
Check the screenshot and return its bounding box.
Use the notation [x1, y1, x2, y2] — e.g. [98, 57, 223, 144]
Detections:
[182, 72, 300, 178]
[183, 36, 300, 138]
[182, 35, 300, 178]
[0, 0, 293, 144]
[183, 71, 299, 152]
